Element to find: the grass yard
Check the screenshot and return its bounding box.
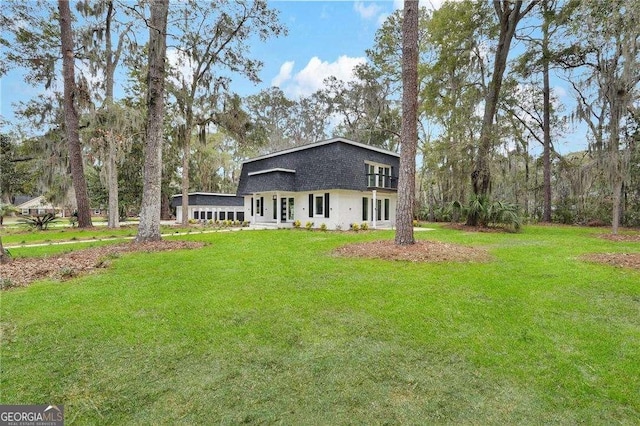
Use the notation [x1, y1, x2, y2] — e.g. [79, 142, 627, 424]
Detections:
[1, 224, 183, 250]
[1, 225, 639, 424]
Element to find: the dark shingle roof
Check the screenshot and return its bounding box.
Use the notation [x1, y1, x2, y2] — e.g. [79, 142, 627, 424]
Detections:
[171, 192, 244, 208]
[236, 137, 399, 195]
[13, 195, 38, 206]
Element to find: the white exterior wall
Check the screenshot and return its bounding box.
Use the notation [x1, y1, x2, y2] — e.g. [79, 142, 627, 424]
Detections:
[244, 190, 396, 230]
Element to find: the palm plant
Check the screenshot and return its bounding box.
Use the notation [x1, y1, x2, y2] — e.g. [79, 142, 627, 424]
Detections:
[487, 200, 521, 231]
[458, 196, 522, 232]
[466, 195, 489, 225]
[0, 203, 19, 226]
[19, 213, 58, 230]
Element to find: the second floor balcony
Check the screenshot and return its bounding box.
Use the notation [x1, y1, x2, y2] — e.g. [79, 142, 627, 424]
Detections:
[366, 173, 398, 190]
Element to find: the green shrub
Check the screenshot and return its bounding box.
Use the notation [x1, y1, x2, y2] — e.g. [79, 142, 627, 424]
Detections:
[293, 220, 302, 229]
[58, 267, 76, 279]
[487, 201, 521, 232]
[319, 223, 327, 231]
[305, 221, 314, 230]
[360, 222, 369, 231]
[461, 195, 522, 231]
[351, 223, 360, 231]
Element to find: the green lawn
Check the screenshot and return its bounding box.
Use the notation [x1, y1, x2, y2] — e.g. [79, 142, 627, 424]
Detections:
[1, 225, 639, 424]
[1, 224, 182, 249]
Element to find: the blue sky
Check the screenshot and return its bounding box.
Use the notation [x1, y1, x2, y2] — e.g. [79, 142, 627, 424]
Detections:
[0, 1, 404, 130]
[243, 0, 399, 97]
[1, 0, 582, 152]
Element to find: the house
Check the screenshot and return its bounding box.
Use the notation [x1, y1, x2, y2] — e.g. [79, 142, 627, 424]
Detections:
[15, 195, 61, 216]
[236, 137, 400, 229]
[172, 192, 245, 223]
[13, 195, 104, 218]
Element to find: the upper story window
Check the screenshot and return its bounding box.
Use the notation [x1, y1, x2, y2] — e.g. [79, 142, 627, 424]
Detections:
[366, 162, 394, 189]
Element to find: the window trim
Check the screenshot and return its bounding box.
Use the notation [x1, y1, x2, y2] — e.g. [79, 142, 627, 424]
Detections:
[310, 193, 330, 218]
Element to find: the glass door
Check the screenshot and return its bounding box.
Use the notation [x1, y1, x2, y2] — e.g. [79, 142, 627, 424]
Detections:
[281, 197, 295, 222]
[287, 198, 294, 221]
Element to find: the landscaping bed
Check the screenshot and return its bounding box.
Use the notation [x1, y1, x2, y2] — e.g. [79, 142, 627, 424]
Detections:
[334, 239, 490, 263]
[0, 240, 204, 288]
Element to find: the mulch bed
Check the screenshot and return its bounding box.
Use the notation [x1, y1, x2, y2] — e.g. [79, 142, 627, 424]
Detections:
[596, 232, 640, 242]
[580, 253, 640, 270]
[584, 232, 640, 270]
[0, 240, 205, 289]
[333, 239, 490, 263]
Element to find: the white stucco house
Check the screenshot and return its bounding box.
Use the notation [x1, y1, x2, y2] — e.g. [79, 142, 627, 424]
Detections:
[235, 137, 400, 229]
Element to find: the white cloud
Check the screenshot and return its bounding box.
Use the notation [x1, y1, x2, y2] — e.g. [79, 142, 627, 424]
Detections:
[271, 61, 295, 87]
[377, 12, 390, 26]
[166, 48, 194, 86]
[354, 2, 383, 20]
[552, 85, 567, 99]
[275, 55, 367, 98]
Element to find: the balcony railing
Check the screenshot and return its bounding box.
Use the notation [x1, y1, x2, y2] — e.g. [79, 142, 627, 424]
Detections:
[366, 173, 398, 190]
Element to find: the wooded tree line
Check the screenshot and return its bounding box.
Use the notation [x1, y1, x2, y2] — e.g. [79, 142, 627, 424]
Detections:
[1, 0, 639, 237]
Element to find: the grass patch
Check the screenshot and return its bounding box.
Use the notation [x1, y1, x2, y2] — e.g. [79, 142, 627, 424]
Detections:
[1, 225, 178, 247]
[1, 226, 639, 423]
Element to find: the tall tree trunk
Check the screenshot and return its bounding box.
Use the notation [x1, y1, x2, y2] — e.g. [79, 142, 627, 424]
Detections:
[395, 0, 418, 246]
[161, 193, 172, 220]
[107, 135, 119, 228]
[0, 236, 9, 264]
[136, 0, 169, 243]
[58, 0, 93, 228]
[105, 0, 120, 228]
[180, 138, 190, 225]
[469, 0, 536, 225]
[180, 120, 192, 226]
[611, 174, 622, 234]
[609, 98, 623, 235]
[541, 0, 552, 222]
